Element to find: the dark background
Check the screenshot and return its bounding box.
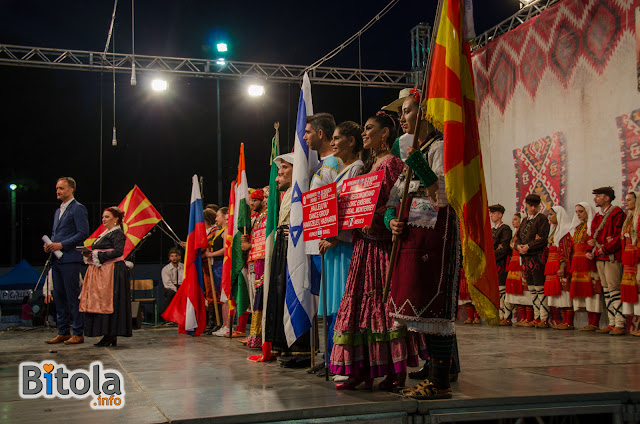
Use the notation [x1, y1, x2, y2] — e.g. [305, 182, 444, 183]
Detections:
[0, 0, 520, 266]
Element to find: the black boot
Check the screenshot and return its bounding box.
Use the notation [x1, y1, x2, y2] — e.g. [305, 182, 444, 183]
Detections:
[204, 305, 216, 334]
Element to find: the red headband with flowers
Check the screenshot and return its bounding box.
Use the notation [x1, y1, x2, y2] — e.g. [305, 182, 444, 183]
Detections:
[409, 86, 421, 103]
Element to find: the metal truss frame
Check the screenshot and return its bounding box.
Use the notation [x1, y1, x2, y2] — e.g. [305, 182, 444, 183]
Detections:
[0, 44, 414, 88]
[472, 0, 562, 50]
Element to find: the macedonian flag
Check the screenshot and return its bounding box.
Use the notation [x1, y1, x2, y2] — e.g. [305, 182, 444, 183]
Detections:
[84, 185, 163, 258]
[424, 0, 500, 324]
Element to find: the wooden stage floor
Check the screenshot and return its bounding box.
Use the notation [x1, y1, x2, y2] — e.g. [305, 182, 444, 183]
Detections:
[2, 322, 640, 423]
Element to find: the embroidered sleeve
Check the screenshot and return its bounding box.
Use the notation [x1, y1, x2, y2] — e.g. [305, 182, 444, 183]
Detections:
[384, 208, 397, 231]
[601, 209, 626, 255]
[405, 149, 438, 188]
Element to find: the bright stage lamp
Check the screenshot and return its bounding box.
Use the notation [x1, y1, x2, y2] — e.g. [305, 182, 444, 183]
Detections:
[216, 58, 226, 65]
[216, 43, 228, 53]
[151, 79, 168, 92]
[9, 184, 17, 191]
[248, 85, 265, 97]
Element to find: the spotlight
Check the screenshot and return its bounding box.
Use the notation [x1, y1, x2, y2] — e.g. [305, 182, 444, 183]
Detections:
[151, 79, 168, 92]
[248, 85, 265, 97]
[9, 184, 17, 191]
[216, 43, 228, 53]
[216, 58, 226, 65]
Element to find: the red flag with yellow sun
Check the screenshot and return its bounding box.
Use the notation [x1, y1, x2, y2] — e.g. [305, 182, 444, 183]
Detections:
[84, 185, 163, 258]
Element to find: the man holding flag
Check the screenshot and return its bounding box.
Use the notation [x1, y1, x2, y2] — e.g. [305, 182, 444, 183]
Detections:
[264, 152, 297, 354]
[161, 175, 209, 336]
[386, 0, 499, 400]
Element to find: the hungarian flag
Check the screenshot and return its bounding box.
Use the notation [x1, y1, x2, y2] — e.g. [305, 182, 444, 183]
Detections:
[221, 180, 235, 310]
[161, 175, 209, 335]
[231, 143, 252, 317]
[424, 0, 500, 324]
[84, 185, 162, 257]
[261, 131, 280, 340]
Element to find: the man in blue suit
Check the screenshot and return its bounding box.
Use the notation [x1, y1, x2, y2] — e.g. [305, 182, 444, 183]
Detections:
[43, 177, 89, 345]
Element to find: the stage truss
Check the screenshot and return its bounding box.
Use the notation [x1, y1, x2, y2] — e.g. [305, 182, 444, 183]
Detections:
[0, 44, 415, 88]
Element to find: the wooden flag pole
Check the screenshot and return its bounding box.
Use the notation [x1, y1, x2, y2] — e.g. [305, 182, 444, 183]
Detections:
[207, 257, 222, 326]
[321, 253, 329, 381]
[382, 0, 445, 304]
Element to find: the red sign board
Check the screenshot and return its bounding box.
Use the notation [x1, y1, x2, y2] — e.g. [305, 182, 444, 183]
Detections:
[338, 170, 384, 230]
[247, 218, 266, 262]
[302, 182, 338, 241]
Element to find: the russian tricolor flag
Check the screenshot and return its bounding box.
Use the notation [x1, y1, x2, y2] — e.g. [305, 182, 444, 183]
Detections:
[161, 175, 209, 335]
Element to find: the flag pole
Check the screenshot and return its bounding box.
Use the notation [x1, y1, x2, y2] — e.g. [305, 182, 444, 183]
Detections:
[207, 257, 222, 326]
[382, 0, 444, 304]
[159, 220, 183, 245]
[321, 252, 329, 381]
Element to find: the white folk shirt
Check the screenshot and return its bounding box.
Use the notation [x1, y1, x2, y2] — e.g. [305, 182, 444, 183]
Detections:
[161, 262, 184, 291]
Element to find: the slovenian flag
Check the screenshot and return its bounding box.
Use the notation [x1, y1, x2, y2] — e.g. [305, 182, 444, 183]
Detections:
[231, 143, 252, 316]
[283, 73, 319, 346]
[161, 175, 209, 335]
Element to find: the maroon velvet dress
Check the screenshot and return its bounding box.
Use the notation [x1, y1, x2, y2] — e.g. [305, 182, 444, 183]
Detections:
[330, 154, 423, 378]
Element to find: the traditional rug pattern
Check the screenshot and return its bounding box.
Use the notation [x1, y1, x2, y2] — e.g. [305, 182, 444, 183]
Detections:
[616, 107, 640, 199]
[513, 133, 567, 214]
[472, 0, 634, 117]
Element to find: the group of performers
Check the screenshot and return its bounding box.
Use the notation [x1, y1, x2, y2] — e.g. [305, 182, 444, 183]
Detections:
[192, 88, 464, 401]
[462, 187, 640, 338]
[192, 88, 640, 403]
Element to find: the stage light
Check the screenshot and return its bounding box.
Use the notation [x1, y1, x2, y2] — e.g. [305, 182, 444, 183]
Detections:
[216, 58, 226, 65]
[9, 184, 17, 191]
[151, 79, 168, 92]
[248, 85, 265, 97]
[217, 43, 228, 53]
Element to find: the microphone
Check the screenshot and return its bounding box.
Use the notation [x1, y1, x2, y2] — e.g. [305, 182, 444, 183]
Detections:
[42, 235, 63, 259]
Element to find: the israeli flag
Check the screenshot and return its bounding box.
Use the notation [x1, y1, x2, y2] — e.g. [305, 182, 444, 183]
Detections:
[283, 73, 319, 346]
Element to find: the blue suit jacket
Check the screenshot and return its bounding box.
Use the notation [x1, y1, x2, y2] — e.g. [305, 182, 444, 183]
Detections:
[51, 199, 90, 264]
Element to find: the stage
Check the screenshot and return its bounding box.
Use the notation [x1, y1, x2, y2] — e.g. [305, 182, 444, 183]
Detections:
[2, 322, 640, 423]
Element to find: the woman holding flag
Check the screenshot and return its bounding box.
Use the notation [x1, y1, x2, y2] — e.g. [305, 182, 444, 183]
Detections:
[329, 112, 407, 390]
[385, 105, 459, 399]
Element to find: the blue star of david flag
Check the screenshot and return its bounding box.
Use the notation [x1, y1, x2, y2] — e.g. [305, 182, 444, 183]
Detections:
[283, 73, 319, 347]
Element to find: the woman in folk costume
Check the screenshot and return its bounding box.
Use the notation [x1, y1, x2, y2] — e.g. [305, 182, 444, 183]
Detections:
[80, 206, 132, 346]
[317, 121, 364, 375]
[385, 106, 460, 400]
[329, 112, 408, 390]
[506, 213, 534, 326]
[568, 202, 603, 331]
[544, 206, 574, 329]
[620, 191, 640, 335]
[388, 89, 461, 385]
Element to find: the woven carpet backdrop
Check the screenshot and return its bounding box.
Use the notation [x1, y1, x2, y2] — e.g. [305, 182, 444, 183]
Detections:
[513, 132, 566, 215]
[472, 0, 640, 217]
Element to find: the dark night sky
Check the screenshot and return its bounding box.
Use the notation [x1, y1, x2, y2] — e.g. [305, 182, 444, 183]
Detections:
[0, 0, 520, 266]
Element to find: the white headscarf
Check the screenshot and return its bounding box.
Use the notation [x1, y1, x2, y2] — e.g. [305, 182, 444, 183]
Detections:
[550, 206, 572, 246]
[569, 202, 596, 237]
